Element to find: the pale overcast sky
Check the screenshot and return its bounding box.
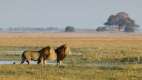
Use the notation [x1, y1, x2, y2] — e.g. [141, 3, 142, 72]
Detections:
[0, 0, 141, 28]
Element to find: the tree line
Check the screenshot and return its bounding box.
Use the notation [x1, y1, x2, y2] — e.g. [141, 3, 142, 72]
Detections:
[0, 12, 140, 32]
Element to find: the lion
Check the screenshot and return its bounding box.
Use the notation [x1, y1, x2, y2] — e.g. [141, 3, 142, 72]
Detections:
[55, 44, 71, 65]
[20, 46, 57, 64]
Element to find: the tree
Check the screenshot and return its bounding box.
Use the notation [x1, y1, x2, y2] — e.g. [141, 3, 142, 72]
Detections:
[65, 26, 75, 32]
[104, 12, 139, 32]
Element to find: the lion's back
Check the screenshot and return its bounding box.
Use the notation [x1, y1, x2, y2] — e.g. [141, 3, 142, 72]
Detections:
[23, 51, 40, 60]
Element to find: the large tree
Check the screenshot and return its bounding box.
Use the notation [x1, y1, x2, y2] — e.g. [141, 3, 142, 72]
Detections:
[104, 12, 139, 32]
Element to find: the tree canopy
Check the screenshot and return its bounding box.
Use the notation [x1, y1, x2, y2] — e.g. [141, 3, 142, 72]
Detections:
[104, 12, 139, 32]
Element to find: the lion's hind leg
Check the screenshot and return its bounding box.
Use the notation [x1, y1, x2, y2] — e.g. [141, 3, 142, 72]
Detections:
[26, 59, 31, 64]
[20, 57, 26, 64]
[20, 59, 25, 64]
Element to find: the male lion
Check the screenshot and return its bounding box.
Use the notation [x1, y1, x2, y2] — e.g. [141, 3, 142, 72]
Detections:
[55, 44, 71, 65]
[21, 46, 56, 64]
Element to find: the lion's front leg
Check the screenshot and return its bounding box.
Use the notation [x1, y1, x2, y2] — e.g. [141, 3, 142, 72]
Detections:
[59, 60, 64, 65]
[44, 60, 47, 64]
[37, 57, 44, 64]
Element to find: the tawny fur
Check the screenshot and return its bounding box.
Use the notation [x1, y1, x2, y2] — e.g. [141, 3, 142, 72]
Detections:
[21, 46, 57, 64]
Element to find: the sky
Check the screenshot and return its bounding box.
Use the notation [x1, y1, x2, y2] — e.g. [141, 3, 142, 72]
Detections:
[0, 0, 141, 29]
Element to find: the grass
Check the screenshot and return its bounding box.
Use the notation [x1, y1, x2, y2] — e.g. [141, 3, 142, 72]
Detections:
[0, 64, 142, 80]
[0, 32, 142, 80]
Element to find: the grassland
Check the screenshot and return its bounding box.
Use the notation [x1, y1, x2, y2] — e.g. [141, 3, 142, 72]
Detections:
[0, 32, 142, 80]
[0, 64, 142, 80]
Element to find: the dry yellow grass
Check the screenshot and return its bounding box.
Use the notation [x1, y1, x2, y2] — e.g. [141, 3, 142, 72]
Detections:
[0, 32, 142, 60]
[0, 32, 142, 48]
[0, 64, 142, 80]
[0, 32, 142, 80]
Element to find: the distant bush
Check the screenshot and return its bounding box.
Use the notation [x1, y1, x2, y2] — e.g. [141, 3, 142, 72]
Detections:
[96, 27, 107, 32]
[65, 26, 75, 32]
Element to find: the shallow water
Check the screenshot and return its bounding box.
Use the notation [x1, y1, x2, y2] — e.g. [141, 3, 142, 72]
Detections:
[0, 61, 35, 64]
[0, 61, 56, 65]
[0, 61, 14, 64]
[0, 61, 122, 69]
